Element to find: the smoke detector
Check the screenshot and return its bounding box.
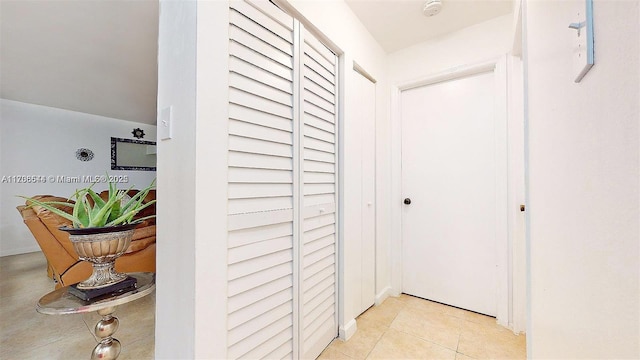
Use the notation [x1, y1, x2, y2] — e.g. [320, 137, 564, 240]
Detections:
[423, 0, 443, 16]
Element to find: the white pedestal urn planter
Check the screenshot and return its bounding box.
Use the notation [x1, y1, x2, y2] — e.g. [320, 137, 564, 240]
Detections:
[61, 223, 138, 290]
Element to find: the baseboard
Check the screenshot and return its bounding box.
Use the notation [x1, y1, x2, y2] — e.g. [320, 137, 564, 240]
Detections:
[338, 318, 357, 341]
[375, 286, 392, 305]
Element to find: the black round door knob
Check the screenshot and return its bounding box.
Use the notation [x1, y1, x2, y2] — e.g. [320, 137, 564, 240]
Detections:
[404, 198, 411, 205]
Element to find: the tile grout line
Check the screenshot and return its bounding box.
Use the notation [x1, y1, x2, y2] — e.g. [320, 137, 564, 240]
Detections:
[362, 326, 388, 360]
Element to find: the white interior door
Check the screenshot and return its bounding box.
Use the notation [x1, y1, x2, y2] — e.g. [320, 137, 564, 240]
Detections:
[401, 71, 499, 316]
[353, 69, 376, 314]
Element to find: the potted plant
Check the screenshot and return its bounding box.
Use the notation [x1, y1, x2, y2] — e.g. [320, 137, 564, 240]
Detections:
[21, 178, 156, 290]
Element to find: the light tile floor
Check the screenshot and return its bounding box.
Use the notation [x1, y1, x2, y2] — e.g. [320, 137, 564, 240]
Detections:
[0, 251, 154, 359]
[319, 295, 526, 360]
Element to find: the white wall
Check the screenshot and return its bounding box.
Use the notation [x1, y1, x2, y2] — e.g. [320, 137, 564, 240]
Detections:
[0, 99, 156, 256]
[387, 14, 513, 84]
[524, 0, 639, 357]
[155, 1, 229, 358]
[155, 1, 197, 358]
[276, 0, 391, 338]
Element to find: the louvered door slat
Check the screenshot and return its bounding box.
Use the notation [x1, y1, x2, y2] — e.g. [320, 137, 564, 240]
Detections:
[303, 234, 335, 256]
[303, 52, 335, 85]
[303, 43, 335, 77]
[229, 104, 293, 132]
[302, 254, 334, 282]
[229, 11, 293, 56]
[229, 262, 293, 297]
[303, 183, 335, 196]
[230, 47, 292, 81]
[303, 125, 334, 143]
[230, 58, 294, 94]
[228, 288, 292, 329]
[303, 66, 335, 95]
[266, 340, 294, 360]
[229, 167, 293, 184]
[230, 88, 293, 119]
[227, 314, 292, 359]
[228, 249, 292, 282]
[240, 327, 293, 360]
[303, 148, 335, 164]
[244, 0, 293, 31]
[302, 269, 333, 303]
[303, 293, 334, 330]
[228, 183, 293, 199]
[229, 151, 292, 170]
[229, 301, 292, 346]
[229, 196, 293, 215]
[229, 235, 292, 263]
[229, 135, 293, 158]
[230, 73, 293, 107]
[227, 209, 293, 232]
[303, 172, 335, 185]
[230, 0, 293, 44]
[303, 160, 334, 174]
[304, 101, 335, 123]
[229, 118, 292, 143]
[303, 32, 335, 66]
[304, 136, 335, 153]
[304, 79, 335, 105]
[303, 224, 335, 244]
[228, 275, 293, 314]
[304, 114, 335, 134]
[304, 88, 335, 114]
[229, 26, 293, 69]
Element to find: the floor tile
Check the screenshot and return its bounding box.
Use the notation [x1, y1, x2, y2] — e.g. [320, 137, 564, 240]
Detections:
[458, 320, 526, 359]
[390, 308, 463, 350]
[357, 297, 406, 327]
[455, 352, 475, 359]
[366, 329, 456, 360]
[329, 317, 388, 360]
[318, 343, 355, 360]
[121, 334, 155, 360]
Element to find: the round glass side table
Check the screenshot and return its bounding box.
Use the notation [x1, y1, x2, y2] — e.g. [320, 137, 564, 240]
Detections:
[36, 272, 155, 360]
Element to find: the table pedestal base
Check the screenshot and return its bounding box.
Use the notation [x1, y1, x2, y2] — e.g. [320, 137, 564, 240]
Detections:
[36, 273, 155, 360]
[91, 306, 121, 360]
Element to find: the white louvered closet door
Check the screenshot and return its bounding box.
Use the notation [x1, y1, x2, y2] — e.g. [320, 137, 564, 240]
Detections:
[227, 1, 296, 359]
[226, 1, 338, 359]
[298, 27, 338, 360]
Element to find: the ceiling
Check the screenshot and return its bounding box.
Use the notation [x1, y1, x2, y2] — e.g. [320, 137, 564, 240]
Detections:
[345, 0, 513, 53]
[0, 0, 159, 125]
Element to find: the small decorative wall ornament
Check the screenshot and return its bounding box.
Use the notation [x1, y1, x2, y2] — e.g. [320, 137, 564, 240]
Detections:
[132, 128, 145, 139]
[76, 148, 94, 162]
